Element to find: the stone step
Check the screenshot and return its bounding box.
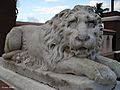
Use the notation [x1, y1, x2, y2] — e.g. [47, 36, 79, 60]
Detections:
[0, 57, 56, 90]
[0, 57, 120, 90]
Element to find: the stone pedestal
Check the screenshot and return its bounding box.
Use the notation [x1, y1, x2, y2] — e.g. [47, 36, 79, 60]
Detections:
[0, 57, 120, 90]
[0, 57, 56, 90]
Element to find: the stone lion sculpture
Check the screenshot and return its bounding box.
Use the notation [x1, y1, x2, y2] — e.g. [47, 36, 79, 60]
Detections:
[2, 5, 120, 85]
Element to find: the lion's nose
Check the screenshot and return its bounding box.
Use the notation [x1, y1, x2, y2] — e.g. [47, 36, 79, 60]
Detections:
[75, 34, 90, 41]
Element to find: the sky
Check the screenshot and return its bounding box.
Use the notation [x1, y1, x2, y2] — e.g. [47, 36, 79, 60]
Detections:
[16, 0, 120, 23]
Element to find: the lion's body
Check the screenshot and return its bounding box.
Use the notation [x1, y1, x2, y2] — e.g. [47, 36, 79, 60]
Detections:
[2, 5, 120, 85]
[3, 25, 53, 69]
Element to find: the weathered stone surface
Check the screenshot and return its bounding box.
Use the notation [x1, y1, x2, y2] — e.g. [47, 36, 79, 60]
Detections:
[0, 58, 56, 90]
[0, 57, 120, 90]
[1, 5, 120, 90]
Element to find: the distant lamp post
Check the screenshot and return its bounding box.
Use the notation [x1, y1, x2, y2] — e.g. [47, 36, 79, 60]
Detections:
[111, 0, 114, 12]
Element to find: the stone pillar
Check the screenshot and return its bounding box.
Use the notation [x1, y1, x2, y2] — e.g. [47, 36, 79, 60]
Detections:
[101, 29, 116, 59]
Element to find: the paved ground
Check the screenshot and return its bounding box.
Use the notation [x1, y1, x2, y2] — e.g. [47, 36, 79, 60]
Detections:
[0, 57, 120, 90]
[0, 57, 56, 90]
[0, 80, 14, 90]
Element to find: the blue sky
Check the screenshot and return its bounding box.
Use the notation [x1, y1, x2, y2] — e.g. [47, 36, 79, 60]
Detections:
[17, 0, 120, 23]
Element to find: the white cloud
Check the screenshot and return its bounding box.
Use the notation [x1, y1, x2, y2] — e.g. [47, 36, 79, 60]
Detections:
[89, 0, 109, 8]
[89, 0, 103, 6]
[85, 0, 110, 12]
[88, 0, 120, 11]
[27, 17, 40, 22]
[115, 0, 120, 11]
[44, 0, 59, 2]
[33, 5, 69, 14]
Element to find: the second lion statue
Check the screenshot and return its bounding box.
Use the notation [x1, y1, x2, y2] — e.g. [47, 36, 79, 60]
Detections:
[2, 5, 120, 85]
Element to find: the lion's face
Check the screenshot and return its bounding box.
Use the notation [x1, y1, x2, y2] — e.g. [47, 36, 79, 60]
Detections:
[61, 11, 103, 58]
[45, 5, 103, 62]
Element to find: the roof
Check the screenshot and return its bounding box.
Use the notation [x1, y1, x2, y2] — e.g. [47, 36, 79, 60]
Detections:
[16, 21, 44, 26]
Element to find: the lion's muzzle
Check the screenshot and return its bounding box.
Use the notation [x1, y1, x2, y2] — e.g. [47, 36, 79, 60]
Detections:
[75, 33, 90, 42]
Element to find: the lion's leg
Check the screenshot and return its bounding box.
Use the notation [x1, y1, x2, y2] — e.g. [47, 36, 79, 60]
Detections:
[96, 55, 120, 78]
[54, 57, 117, 84]
[2, 27, 22, 59]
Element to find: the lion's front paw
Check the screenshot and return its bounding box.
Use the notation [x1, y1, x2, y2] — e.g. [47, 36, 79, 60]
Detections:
[111, 61, 120, 78]
[95, 55, 120, 78]
[95, 66, 117, 85]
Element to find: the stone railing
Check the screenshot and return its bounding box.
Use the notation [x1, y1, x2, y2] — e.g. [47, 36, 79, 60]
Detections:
[101, 29, 116, 59]
[102, 16, 120, 60]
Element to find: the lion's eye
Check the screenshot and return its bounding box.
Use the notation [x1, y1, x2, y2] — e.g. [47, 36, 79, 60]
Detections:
[86, 20, 96, 28]
[94, 32, 97, 36]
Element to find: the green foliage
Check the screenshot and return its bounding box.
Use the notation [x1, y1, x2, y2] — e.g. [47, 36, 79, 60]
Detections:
[95, 3, 109, 17]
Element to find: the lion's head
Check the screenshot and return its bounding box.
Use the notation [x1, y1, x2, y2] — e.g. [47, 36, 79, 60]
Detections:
[44, 5, 103, 66]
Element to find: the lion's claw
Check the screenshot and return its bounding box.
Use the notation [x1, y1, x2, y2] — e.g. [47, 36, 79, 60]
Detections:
[95, 66, 117, 84]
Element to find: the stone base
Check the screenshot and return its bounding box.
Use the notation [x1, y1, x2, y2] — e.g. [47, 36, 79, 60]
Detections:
[0, 57, 120, 90]
[0, 57, 56, 90]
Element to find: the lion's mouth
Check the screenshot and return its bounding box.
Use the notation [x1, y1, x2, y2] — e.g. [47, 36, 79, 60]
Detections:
[63, 45, 94, 58]
[78, 47, 87, 51]
[74, 47, 88, 57]
[63, 45, 92, 58]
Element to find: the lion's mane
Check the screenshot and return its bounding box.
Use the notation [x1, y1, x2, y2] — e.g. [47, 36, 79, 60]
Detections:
[42, 5, 103, 70]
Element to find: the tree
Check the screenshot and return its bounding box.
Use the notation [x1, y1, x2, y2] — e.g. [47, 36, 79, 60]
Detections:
[95, 3, 109, 17]
[0, 0, 18, 56]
